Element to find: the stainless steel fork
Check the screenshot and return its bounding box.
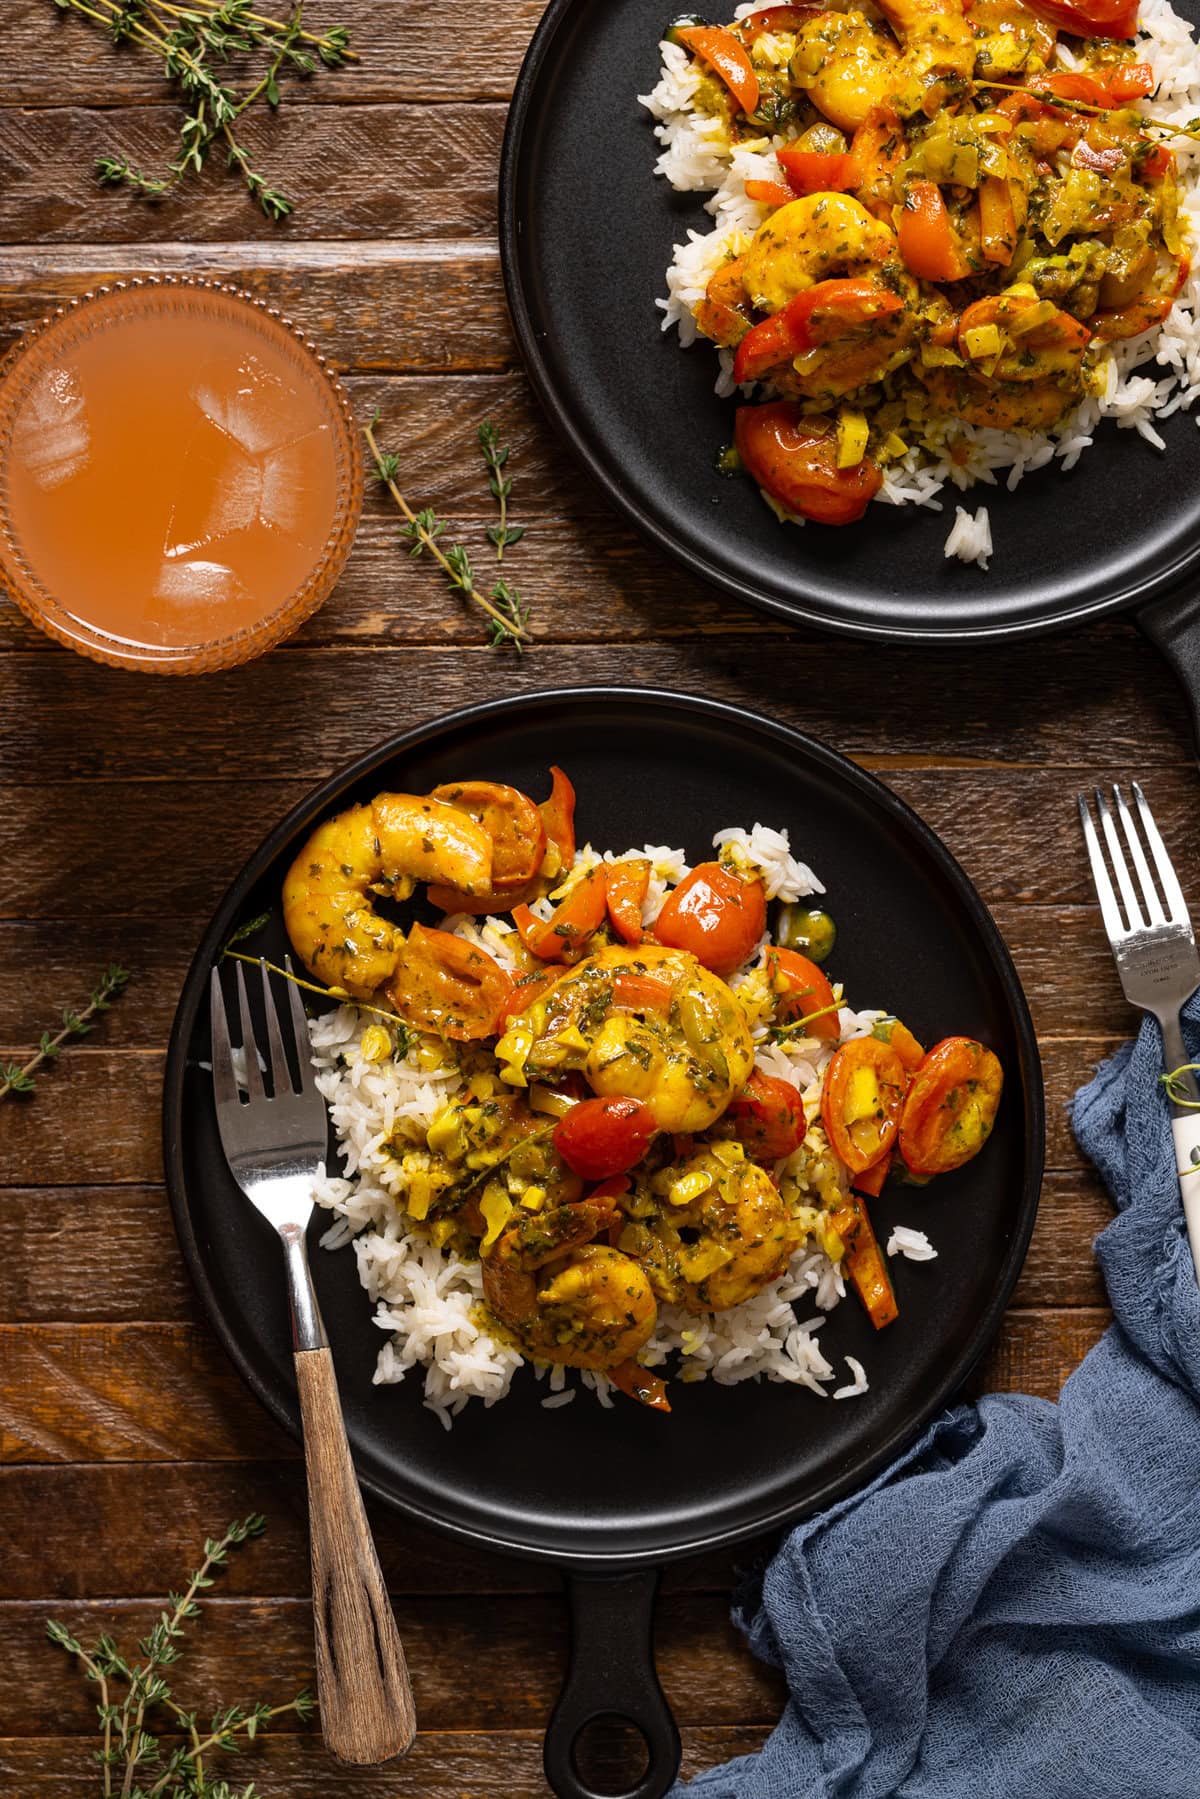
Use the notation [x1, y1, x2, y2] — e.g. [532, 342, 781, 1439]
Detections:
[1078, 782, 1200, 1278]
[210, 958, 416, 1765]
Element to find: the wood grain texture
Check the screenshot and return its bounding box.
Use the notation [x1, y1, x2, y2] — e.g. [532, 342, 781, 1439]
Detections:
[0, 244, 514, 374]
[2, 1592, 785, 1735]
[293, 1346, 417, 1764]
[5, 0, 547, 105]
[0, 103, 506, 242]
[0, 1463, 759, 1600]
[0, 1729, 772, 1797]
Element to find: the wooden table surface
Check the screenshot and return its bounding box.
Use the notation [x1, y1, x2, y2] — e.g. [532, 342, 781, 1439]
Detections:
[1, 4, 1196, 1793]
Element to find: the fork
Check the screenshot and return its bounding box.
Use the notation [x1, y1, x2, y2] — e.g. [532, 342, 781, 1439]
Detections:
[210, 958, 417, 1765]
[1078, 782, 1200, 1279]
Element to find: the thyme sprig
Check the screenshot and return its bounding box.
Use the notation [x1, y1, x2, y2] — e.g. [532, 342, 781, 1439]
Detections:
[52, 0, 353, 219]
[1, 964, 131, 1101]
[478, 419, 526, 561]
[365, 413, 531, 652]
[48, 1513, 314, 1797]
[221, 947, 415, 1043]
[975, 76, 1200, 147]
[768, 998, 843, 1043]
[1161, 1062, 1200, 1107]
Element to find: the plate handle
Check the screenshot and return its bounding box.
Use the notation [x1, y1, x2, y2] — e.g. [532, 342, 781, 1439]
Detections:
[543, 1569, 681, 1799]
[1138, 591, 1200, 753]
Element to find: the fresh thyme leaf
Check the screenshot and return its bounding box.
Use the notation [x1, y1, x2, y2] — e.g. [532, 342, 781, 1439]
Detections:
[478, 419, 527, 562]
[365, 414, 532, 651]
[52, 0, 353, 218]
[48, 1514, 311, 1795]
[224, 910, 272, 951]
[0, 964, 131, 1102]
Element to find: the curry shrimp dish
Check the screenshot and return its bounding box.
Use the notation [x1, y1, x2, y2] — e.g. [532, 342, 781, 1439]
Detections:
[642, 0, 1200, 562]
[286, 770, 1003, 1422]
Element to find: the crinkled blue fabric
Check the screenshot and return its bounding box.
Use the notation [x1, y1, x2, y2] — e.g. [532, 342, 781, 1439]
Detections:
[671, 998, 1200, 1799]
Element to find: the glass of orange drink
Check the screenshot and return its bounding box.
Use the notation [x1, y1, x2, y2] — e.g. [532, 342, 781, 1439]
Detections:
[0, 278, 363, 673]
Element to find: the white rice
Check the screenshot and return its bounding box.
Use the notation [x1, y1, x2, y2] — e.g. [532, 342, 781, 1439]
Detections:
[888, 1225, 939, 1262]
[943, 505, 993, 571]
[305, 828, 906, 1427]
[642, 0, 1200, 566]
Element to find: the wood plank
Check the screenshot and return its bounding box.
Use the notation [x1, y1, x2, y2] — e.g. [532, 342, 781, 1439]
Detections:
[0, 1304, 1113, 1468]
[5, 0, 547, 105]
[0, 103, 506, 242]
[0, 243, 514, 374]
[0, 1728, 772, 1797]
[0, 1036, 1113, 1189]
[0, 1591, 785, 1734]
[0, 1166, 1112, 1326]
[0, 613, 1190, 762]
[972, 1306, 1110, 1398]
[0, 1463, 760, 1600]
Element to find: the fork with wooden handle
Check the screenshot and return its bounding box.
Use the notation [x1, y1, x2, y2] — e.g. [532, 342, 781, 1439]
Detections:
[210, 958, 417, 1764]
[1078, 781, 1200, 1279]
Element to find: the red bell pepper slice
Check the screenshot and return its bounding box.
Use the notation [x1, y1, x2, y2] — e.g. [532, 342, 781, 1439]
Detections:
[897, 181, 974, 282]
[674, 25, 760, 113]
[732, 277, 903, 386]
[512, 866, 607, 964]
[1022, 0, 1139, 38]
[777, 147, 860, 197]
[744, 177, 801, 209]
[734, 4, 822, 42]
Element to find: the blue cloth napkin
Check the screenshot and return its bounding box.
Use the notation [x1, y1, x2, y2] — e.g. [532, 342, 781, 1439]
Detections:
[671, 998, 1200, 1799]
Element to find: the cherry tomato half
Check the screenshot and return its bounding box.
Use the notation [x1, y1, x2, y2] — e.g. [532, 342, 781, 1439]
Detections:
[735, 403, 882, 527]
[898, 1036, 1004, 1174]
[821, 1037, 907, 1175]
[553, 1097, 659, 1181]
[768, 947, 840, 1042]
[653, 861, 767, 974]
[725, 1071, 807, 1161]
[387, 923, 513, 1041]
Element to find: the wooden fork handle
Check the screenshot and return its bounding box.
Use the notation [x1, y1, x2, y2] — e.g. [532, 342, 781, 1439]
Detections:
[294, 1346, 417, 1765]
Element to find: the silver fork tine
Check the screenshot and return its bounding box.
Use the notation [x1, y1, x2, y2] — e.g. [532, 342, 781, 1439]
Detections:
[259, 958, 294, 1096]
[1095, 788, 1143, 933]
[1078, 795, 1127, 941]
[234, 962, 265, 1099]
[1114, 783, 1167, 928]
[1132, 780, 1189, 928]
[209, 969, 241, 1110]
[284, 955, 315, 1094]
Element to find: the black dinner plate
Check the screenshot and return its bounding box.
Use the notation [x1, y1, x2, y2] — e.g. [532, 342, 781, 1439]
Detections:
[163, 688, 1043, 1570]
[499, 0, 1200, 640]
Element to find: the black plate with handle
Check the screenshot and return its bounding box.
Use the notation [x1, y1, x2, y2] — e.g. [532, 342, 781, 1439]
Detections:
[163, 688, 1044, 1799]
[499, 2, 1200, 736]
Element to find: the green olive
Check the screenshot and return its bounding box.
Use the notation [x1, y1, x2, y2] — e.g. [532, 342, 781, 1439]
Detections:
[776, 904, 837, 963]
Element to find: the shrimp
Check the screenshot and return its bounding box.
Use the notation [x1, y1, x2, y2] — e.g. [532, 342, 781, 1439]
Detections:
[283, 793, 493, 998]
[917, 367, 1076, 429]
[482, 1198, 657, 1369]
[620, 1143, 803, 1314]
[496, 944, 755, 1134]
[741, 194, 897, 314]
[877, 0, 975, 113]
[792, 11, 902, 133]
